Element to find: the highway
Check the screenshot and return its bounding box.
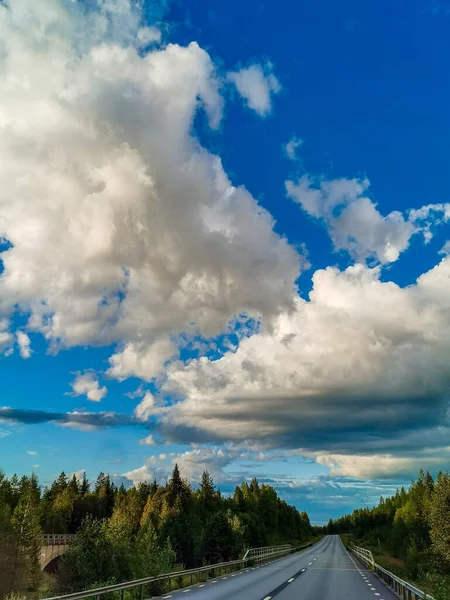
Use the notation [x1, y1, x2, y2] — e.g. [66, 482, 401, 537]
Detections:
[159, 535, 399, 600]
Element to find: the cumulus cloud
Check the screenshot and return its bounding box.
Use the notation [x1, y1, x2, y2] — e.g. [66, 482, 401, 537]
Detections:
[137, 25, 161, 46]
[0, 320, 13, 356]
[0, 0, 300, 384]
[163, 257, 450, 477]
[227, 62, 281, 116]
[286, 176, 415, 264]
[16, 331, 31, 359]
[134, 391, 166, 421]
[440, 240, 450, 255]
[107, 339, 176, 381]
[27, 450, 38, 456]
[139, 434, 156, 446]
[286, 175, 450, 265]
[123, 444, 278, 486]
[69, 372, 107, 402]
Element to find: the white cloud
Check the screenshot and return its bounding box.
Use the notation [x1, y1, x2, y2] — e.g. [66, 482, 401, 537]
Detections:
[440, 240, 450, 255]
[71, 469, 86, 482]
[17, 331, 31, 359]
[27, 450, 38, 455]
[107, 339, 176, 381]
[163, 257, 450, 477]
[286, 176, 415, 264]
[137, 26, 161, 46]
[0, 0, 300, 383]
[123, 464, 157, 484]
[286, 175, 450, 265]
[284, 136, 303, 160]
[134, 391, 166, 420]
[313, 452, 450, 480]
[139, 434, 156, 446]
[69, 372, 107, 402]
[0, 320, 13, 356]
[33, 464, 40, 468]
[227, 62, 281, 116]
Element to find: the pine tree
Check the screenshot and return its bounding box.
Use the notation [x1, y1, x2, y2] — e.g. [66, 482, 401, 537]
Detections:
[80, 472, 89, 495]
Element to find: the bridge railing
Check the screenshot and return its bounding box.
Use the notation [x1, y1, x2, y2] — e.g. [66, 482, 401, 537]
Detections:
[350, 544, 435, 600]
[42, 534, 76, 546]
[42, 540, 318, 600]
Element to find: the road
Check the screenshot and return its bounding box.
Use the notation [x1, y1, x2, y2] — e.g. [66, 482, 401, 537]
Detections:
[160, 535, 399, 600]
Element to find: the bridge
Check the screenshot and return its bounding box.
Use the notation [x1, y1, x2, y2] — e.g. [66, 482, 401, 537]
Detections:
[40, 534, 75, 571]
[42, 536, 432, 600]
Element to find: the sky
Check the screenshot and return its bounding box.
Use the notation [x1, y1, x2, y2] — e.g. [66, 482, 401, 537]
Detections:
[1, 0, 450, 524]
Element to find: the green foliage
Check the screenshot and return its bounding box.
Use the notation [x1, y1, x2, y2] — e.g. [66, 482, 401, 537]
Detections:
[429, 471, 450, 569]
[332, 468, 450, 596]
[0, 464, 313, 599]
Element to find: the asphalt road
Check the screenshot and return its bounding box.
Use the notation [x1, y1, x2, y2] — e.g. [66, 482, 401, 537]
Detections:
[159, 535, 399, 600]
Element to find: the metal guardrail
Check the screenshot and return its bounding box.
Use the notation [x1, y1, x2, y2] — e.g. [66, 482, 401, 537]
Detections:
[242, 544, 292, 562]
[42, 540, 318, 600]
[350, 544, 435, 600]
[42, 534, 76, 546]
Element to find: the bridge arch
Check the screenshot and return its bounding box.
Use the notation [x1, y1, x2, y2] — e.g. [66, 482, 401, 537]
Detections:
[40, 535, 74, 571]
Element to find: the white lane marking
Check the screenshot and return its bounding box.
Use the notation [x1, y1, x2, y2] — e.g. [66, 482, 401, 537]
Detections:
[211, 580, 217, 583]
[263, 597, 272, 600]
[221, 577, 227, 579]
[374, 594, 380, 596]
[163, 597, 172, 599]
[182, 590, 191, 593]
[287, 578, 294, 583]
[231, 574, 236, 577]
[370, 587, 376, 590]
[198, 584, 205, 587]
[301, 568, 306, 572]
[308, 562, 312, 565]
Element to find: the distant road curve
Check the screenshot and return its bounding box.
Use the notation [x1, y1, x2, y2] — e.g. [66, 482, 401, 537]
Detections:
[158, 535, 398, 600]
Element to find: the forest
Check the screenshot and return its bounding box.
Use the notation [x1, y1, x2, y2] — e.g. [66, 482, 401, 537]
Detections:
[0, 465, 313, 599]
[327, 469, 450, 599]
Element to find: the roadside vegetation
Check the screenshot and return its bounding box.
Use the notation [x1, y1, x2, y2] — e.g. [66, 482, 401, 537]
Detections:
[329, 470, 450, 600]
[0, 466, 313, 599]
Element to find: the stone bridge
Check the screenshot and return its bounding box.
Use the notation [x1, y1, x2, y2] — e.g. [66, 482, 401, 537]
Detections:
[40, 534, 75, 571]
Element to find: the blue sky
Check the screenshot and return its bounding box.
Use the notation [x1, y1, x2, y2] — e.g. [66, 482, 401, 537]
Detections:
[1, 0, 450, 523]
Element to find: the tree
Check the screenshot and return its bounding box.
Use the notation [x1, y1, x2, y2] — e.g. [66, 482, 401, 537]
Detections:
[429, 472, 450, 568]
[203, 512, 234, 563]
[10, 475, 42, 592]
[80, 472, 89, 496]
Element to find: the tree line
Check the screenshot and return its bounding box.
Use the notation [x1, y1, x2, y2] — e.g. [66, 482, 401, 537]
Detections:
[327, 469, 450, 599]
[0, 465, 313, 598]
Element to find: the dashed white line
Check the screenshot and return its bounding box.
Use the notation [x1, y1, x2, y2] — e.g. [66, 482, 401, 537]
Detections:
[182, 590, 191, 593]
[263, 597, 272, 600]
[287, 577, 294, 583]
[308, 562, 312, 565]
[221, 577, 227, 580]
[197, 584, 205, 588]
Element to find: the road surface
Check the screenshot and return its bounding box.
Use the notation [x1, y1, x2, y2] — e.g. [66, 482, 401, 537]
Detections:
[159, 535, 398, 600]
